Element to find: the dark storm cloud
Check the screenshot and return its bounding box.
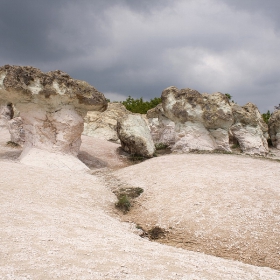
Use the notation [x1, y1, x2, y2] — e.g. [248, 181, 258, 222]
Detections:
[0, 0, 65, 63]
[0, 0, 279, 112]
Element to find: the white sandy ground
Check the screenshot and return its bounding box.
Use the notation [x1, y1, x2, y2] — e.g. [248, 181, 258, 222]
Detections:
[1, 127, 280, 279]
[113, 154, 280, 270]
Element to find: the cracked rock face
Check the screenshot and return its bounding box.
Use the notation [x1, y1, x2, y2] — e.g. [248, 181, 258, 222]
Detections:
[0, 65, 107, 169]
[268, 109, 280, 149]
[117, 114, 155, 158]
[230, 103, 268, 155]
[161, 86, 233, 152]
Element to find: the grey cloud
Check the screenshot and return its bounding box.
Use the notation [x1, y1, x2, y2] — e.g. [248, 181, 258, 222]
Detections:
[220, 0, 280, 31]
[0, 0, 64, 63]
[0, 0, 279, 113]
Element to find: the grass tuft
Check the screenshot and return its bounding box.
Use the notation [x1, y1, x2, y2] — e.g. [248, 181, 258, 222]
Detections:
[115, 194, 131, 213]
[114, 187, 144, 213]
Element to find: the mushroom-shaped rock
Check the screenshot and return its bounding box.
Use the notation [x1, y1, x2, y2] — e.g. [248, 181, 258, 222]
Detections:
[146, 103, 175, 147]
[268, 109, 280, 149]
[0, 65, 107, 170]
[117, 114, 155, 157]
[230, 103, 268, 155]
[161, 86, 233, 152]
[83, 102, 130, 141]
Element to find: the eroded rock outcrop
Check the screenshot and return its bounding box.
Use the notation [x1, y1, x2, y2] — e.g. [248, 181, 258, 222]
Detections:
[8, 117, 25, 146]
[147, 86, 268, 155]
[83, 102, 130, 141]
[161, 86, 233, 152]
[0, 103, 14, 127]
[268, 109, 280, 149]
[117, 114, 155, 157]
[0, 65, 107, 170]
[230, 103, 268, 155]
[146, 103, 175, 147]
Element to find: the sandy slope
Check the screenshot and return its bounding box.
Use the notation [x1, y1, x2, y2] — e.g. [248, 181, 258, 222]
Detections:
[113, 154, 280, 270]
[1, 127, 280, 279]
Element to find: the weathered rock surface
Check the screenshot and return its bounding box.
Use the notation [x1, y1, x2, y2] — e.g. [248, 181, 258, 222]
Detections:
[268, 109, 280, 149]
[0, 103, 14, 127]
[0, 65, 107, 170]
[230, 103, 268, 155]
[147, 103, 175, 147]
[8, 117, 25, 146]
[83, 102, 130, 141]
[161, 86, 233, 152]
[117, 114, 155, 157]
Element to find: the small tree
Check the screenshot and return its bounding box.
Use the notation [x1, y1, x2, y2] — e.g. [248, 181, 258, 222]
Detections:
[225, 93, 232, 101]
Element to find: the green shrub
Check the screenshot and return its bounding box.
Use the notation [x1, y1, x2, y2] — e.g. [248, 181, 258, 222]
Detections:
[122, 96, 161, 114]
[225, 93, 232, 100]
[115, 194, 131, 213]
[262, 110, 271, 124]
[114, 187, 144, 213]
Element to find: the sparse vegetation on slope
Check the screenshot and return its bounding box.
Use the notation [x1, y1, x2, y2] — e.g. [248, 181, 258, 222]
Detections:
[114, 187, 144, 213]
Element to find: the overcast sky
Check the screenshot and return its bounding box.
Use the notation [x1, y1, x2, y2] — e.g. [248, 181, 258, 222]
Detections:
[1, 0, 280, 112]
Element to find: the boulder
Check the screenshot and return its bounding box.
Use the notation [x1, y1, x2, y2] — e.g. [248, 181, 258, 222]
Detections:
[146, 103, 175, 147]
[0, 65, 107, 170]
[83, 102, 130, 141]
[117, 114, 155, 157]
[161, 86, 233, 152]
[8, 117, 25, 146]
[268, 109, 280, 149]
[230, 103, 268, 155]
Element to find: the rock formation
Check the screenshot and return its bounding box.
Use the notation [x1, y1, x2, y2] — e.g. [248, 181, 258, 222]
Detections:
[0, 65, 107, 170]
[117, 114, 155, 157]
[0, 102, 14, 127]
[230, 103, 268, 155]
[83, 102, 130, 141]
[146, 86, 268, 155]
[8, 117, 25, 146]
[161, 86, 233, 152]
[146, 103, 175, 147]
[268, 109, 280, 149]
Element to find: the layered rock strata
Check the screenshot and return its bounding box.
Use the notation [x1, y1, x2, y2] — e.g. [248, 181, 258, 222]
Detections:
[117, 114, 155, 157]
[268, 109, 280, 149]
[83, 102, 130, 141]
[0, 65, 107, 170]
